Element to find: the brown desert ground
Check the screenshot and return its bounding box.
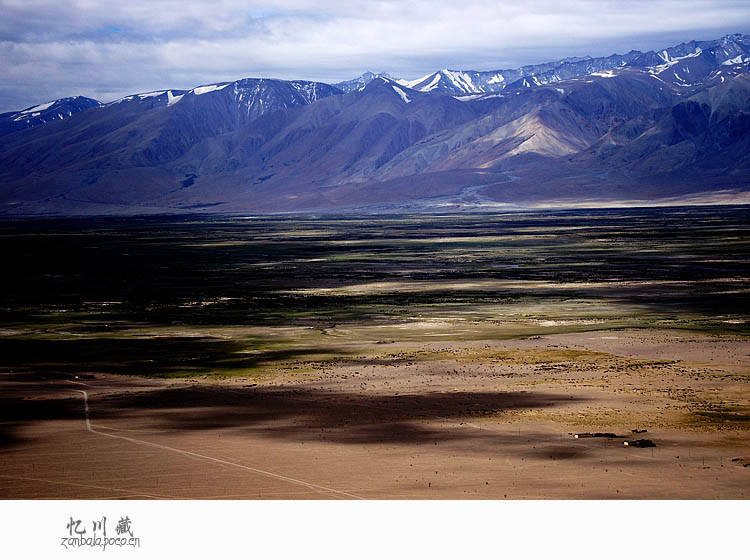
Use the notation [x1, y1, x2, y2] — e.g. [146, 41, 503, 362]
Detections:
[2, 328, 748, 499]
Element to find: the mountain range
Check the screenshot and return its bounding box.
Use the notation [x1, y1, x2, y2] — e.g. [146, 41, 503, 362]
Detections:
[1, 33, 749, 214]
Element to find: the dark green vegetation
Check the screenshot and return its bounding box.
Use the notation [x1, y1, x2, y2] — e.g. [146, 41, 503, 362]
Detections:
[686, 407, 750, 429]
[1, 205, 748, 378]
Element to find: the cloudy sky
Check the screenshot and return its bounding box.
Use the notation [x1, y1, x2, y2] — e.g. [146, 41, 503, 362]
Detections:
[2, 0, 750, 112]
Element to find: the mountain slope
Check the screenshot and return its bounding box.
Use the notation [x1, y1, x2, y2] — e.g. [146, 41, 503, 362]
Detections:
[592, 73, 750, 176]
[0, 78, 342, 210]
[0, 34, 748, 214]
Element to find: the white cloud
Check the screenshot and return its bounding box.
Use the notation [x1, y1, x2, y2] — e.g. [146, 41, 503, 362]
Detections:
[1, 0, 749, 111]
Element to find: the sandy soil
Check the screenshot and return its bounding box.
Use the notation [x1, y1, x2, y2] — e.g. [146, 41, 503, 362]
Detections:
[1, 328, 748, 499]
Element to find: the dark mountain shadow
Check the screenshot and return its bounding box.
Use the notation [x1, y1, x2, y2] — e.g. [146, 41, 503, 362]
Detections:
[0, 337, 349, 377]
[0, 376, 589, 453]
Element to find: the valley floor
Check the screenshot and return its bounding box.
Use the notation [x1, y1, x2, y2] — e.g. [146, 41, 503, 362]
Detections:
[2, 328, 748, 499]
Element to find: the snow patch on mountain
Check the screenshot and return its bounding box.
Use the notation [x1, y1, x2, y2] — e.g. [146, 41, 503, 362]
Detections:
[442, 70, 478, 93]
[454, 94, 482, 102]
[167, 91, 184, 106]
[193, 83, 230, 96]
[648, 50, 704, 75]
[401, 72, 441, 91]
[18, 101, 54, 115]
[391, 85, 412, 103]
[722, 55, 748, 65]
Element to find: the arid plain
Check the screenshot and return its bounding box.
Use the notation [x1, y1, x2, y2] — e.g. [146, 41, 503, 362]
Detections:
[1, 208, 748, 499]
